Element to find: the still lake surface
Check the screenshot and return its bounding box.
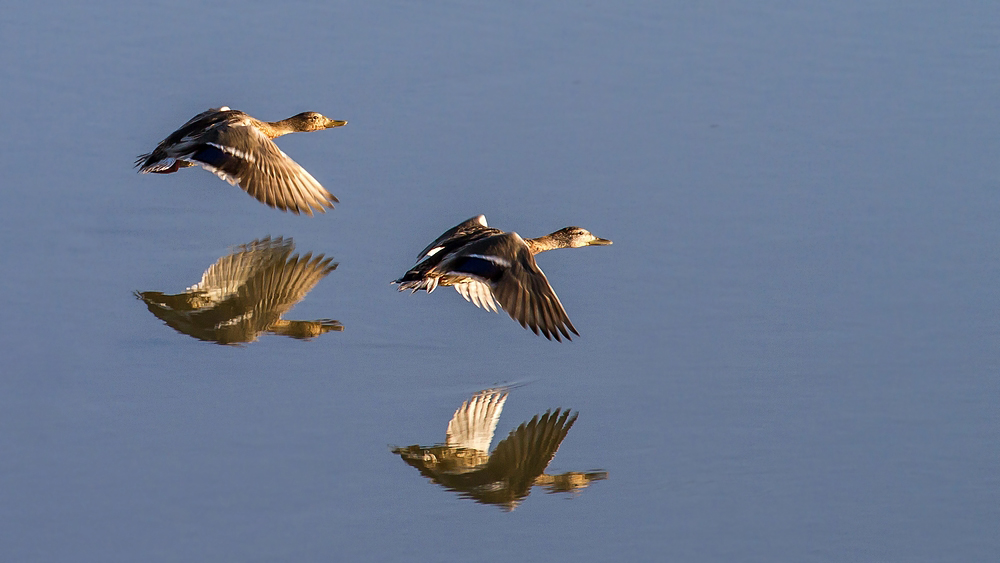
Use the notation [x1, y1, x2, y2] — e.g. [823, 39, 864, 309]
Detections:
[1, 1, 998, 561]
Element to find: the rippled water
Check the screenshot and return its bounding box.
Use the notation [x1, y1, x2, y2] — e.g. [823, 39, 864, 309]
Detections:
[1, 2, 998, 561]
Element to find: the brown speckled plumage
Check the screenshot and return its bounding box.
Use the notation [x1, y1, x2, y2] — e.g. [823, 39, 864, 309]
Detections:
[393, 215, 612, 341]
[136, 107, 347, 215]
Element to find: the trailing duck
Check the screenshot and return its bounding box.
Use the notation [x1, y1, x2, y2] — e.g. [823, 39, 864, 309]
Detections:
[393, 215, 612, 341]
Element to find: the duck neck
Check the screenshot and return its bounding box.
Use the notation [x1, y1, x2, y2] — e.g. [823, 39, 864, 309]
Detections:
[525, 233, 569, 254]
[259, 118, 298, 139]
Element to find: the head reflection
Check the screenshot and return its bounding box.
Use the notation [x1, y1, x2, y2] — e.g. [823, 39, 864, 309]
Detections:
[393, 388, 607, 510]
[136, 236, 342, 345]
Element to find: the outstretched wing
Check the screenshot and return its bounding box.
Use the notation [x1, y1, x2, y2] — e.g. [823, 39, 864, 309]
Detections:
[483, 409, 578, 499]
[415, 215, 497, 261]
[454, 280, 499, 312]
[189, 236, 295, 301]
[446, 389, 509, 453]
[136, 107, 236, 172]
[438, 233, 579, 341]
[234, 251, 338, 319]
[394, 215, 501, 291]
[186, 124, 338, 215]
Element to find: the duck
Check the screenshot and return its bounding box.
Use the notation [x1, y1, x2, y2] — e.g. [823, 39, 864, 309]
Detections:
[135, 236, 342, 344]
[392, 215, 612, 341]
[136, 107, 347, 215]
[392, 389, 607, 510]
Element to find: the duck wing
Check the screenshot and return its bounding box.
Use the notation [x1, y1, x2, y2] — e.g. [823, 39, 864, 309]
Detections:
[415, 215, 499, 261]
[394, 215, 501, 291]
[186, 123, 338, 215]
[445, 389, 509, 453]
[169, 107, 237, 142]
[437, 233, 579, 341]
[233, 251, 338, 321]
[453, 280, 500, 312]
[480, 409, 578, 501]
[136, 107, 239, 171]
[188, 236, 295, 303]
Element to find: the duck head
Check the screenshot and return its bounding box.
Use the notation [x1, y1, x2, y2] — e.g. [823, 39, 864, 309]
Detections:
[546, 227, 613, 248]
[286, 112, 348, 132]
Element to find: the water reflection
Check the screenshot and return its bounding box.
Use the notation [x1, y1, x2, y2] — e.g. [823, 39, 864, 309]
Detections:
[136, 236, 342, 345]
[393, 389, 607, 510]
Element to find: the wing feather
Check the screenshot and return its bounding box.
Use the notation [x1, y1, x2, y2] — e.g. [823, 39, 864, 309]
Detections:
[188, 125, 336, 215]
[445, 389, 508, 452]
[436, 233, 577, 341]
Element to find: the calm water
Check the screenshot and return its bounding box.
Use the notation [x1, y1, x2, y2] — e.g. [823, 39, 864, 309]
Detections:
[2, 1, 998, 561]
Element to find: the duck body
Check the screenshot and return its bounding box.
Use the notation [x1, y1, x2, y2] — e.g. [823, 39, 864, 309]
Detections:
[393, 215, 611, 341]
[394, 215, 502, 293]
[136, 107, 347, 215]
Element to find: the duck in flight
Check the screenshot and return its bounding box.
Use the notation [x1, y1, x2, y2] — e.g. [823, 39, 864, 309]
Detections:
[136, 107, 347, 215]
[393, 215, 612, 341]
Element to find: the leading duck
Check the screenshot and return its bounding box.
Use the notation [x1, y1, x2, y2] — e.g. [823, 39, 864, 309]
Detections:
[136, 107, 347, 215]
[393, 215, 612, 341]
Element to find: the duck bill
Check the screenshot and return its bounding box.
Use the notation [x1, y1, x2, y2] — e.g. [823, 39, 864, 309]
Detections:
[588, 237, 613, 246]
[325, 119, 348, 128]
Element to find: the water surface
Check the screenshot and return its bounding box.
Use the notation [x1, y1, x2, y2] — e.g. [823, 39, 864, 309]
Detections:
[1, 1, 997, 561]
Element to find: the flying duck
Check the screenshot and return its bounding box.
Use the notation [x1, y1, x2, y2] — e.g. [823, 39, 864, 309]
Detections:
[136, 107, 346, 215]
[393, 215, 612, 341]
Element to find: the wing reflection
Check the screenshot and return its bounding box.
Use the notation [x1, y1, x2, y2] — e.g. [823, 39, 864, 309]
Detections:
[136, 236, 342, 345]
[393, 389, 607, 510]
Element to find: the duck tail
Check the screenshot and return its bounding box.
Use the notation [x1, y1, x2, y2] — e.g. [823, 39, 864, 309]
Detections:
[135, 149, 179, 173]
[393, 273, 438, 293]
[135, 152, 154, 170]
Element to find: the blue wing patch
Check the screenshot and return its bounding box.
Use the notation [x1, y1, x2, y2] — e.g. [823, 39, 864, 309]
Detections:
[190, 145, 229, 167]
[450, 256, 504, 281]
[190, 145, 244, 177]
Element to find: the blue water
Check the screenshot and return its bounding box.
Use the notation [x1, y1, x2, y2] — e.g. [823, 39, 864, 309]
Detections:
[1, 1, 998, 561]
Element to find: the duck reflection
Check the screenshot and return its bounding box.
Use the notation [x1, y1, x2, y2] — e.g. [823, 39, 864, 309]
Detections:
[136, 236, 342, 345]
[392, 389, 607, 510]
